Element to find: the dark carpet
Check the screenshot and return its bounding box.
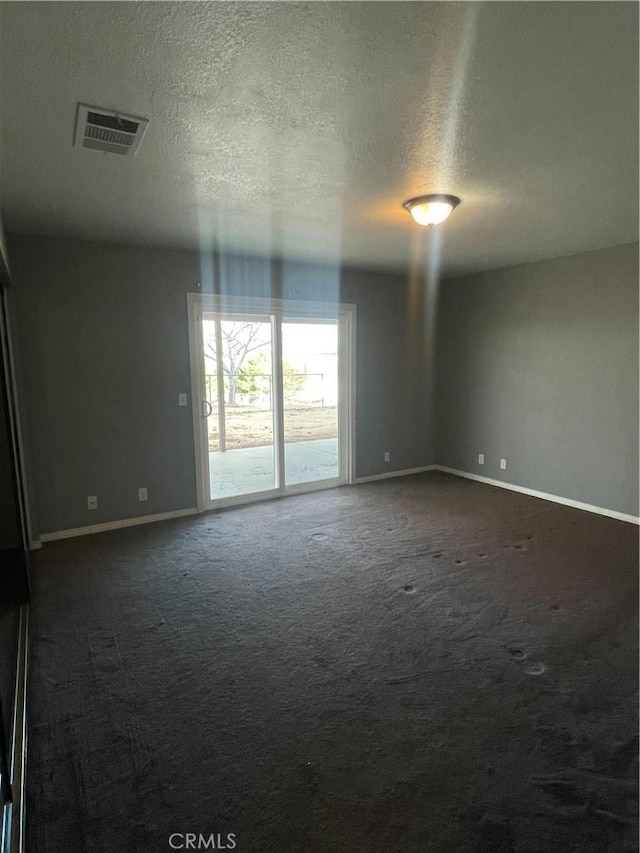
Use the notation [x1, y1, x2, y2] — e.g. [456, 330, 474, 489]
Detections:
[27, 472, 638, 852]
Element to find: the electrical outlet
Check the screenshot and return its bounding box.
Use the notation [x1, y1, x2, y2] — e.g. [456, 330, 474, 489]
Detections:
[87, 495, 98, 510]
[138, 487, 148, 502]
[178, 393, 188, 407]
[478, 453, 485, 465]
[384, 451, 391, 463]
[500, 458, 507, 470]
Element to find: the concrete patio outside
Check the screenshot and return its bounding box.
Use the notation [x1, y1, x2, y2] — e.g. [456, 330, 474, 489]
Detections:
[208, 437, 339, 499]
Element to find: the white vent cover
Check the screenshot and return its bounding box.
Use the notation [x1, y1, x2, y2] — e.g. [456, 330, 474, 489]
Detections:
[74, 104, 149, 156]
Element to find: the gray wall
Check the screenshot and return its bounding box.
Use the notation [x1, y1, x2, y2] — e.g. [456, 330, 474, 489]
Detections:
[0, 212, 22, 549]
[0, 215, 9, 278]
[8, 234, 637, 536]
[0, 299, 21, 549]
[7, 235, 434, 535]
[436, 243, 639, 516]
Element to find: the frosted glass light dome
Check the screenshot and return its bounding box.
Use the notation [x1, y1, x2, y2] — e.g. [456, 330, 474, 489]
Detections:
[403, 194, 460, 226]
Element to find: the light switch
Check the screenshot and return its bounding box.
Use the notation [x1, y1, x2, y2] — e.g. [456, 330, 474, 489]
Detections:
[179, 393, 188, 407]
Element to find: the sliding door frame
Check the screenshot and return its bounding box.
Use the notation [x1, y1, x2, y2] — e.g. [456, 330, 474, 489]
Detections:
[187, 293, 356, 512]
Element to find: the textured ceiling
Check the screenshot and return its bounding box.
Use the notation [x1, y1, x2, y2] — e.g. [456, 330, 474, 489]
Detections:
[0, 2, 638, 275]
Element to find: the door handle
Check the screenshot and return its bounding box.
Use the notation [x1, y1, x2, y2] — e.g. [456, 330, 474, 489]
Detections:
[202, 400, 213, 418]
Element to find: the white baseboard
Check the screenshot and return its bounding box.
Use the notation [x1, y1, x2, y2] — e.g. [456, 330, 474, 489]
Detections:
[39, 507, 199, 543]
[435, 466, 640, 525]
[33, 465, 639, 544]
[354, 465, 436, 484]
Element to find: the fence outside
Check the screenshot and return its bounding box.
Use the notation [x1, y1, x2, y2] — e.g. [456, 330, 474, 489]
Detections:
[205, 372, 337, 411]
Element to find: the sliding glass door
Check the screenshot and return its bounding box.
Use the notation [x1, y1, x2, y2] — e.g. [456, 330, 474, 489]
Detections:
[189, 296, 354, 509]
[203, 314, 276, 500]
[282, 318, 339, 486]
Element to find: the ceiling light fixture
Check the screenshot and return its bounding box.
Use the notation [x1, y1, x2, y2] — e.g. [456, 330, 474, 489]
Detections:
[402, 193, 461, 226]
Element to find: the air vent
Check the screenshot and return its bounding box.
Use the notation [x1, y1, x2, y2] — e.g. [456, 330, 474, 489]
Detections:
[74, 104, 149, 156]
